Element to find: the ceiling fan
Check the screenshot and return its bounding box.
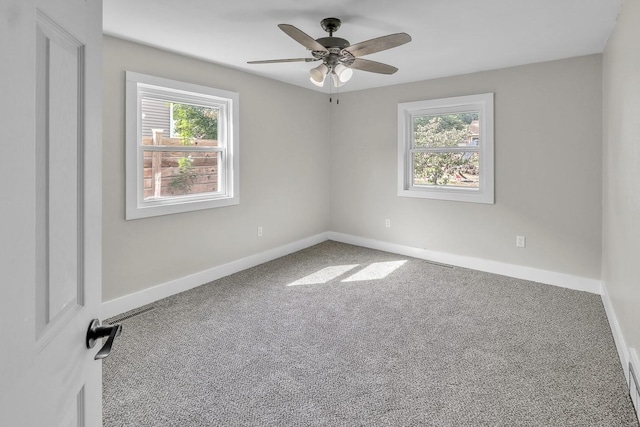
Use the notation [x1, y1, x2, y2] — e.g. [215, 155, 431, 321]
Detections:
[248, 17, 411, 88]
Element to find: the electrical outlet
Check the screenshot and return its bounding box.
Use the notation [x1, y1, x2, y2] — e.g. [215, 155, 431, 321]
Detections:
[385, 219, 391, 228]
[516, 235, 526, 248]
[257, 226, 263, 237]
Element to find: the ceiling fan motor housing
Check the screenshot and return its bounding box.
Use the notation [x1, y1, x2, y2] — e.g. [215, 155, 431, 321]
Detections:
[315, 36, 350, 50]
[320, 17, 342, 35]
[312, 46, 355, 69]
[316, 17, 351, 68]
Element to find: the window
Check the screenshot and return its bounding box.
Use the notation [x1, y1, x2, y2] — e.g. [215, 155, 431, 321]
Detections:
[397, 93, 494, 204]
[126, 72, 239, 219]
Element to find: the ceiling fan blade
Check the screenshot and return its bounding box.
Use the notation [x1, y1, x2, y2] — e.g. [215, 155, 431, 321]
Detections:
[350, 58, 398, 75]
[248, 58, 319, 64]
[278, 24, 328, 52]
[345, 33, 411, 57]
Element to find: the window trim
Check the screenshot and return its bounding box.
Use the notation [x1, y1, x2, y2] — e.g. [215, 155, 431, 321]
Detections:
[397, 93, 494, 204]
[125, 71, 239, 220]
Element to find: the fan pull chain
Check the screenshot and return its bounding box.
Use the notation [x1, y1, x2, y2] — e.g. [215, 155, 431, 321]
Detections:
[329, 85, 340, 104]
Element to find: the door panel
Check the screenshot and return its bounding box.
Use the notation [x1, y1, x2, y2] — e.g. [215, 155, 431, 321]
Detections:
[35, 10, 84, 339]
[0, 0, 103, 425]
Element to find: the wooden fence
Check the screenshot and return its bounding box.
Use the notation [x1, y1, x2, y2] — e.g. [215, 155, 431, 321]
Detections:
[142, 131, 218, 199]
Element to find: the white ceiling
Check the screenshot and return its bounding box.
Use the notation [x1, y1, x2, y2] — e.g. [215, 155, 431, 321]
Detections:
[103, 0, 622, 93]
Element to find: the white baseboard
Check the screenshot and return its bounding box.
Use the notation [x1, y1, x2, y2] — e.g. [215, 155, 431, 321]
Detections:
[630, 348, 640, 419]
[104, 231, 603, 319]
[327, 232, 602, 294]
[601, 284, 630, 378]
[101, 232, 329, 319]
[601, 283, 640, 418]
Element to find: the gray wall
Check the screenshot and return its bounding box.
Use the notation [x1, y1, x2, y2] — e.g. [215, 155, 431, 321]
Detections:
[103, 36, 330, 302]
[329, 55, 603, 279]
[603, 0, 640, 359]
[103, 36, 604, 304]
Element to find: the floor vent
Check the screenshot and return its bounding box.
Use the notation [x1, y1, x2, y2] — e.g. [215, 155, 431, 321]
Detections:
[424, 260, 454, 269]
[107, 306, 156, 324]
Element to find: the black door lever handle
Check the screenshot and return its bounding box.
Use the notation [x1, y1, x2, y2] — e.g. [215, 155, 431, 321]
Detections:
[86, 319, 122, 360]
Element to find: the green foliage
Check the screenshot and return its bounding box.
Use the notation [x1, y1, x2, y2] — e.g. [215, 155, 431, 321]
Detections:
[413, 114, 479, 186]
[414, 115, 470, 148]
[172, 103, 218, 144]
[168, 155, 196, 195]
[413, 113, 478, 140]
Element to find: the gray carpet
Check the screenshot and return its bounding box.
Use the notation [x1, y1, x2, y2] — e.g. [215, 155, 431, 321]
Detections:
[103, 241, 639, 426]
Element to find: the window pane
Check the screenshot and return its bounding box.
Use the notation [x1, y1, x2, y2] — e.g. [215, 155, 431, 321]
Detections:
[141, 97, 170, 138]
[413, 113, 480, 148]
[170, 103, 219, 141]
[413, 152, 479, 188]
[143, 150, 220, 199]
[141, 97, 219, 144]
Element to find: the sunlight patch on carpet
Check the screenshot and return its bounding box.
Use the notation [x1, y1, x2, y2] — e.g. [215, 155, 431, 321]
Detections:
[341, 260, 407, 282]
[287, 264, 359, 286]
[287, 260, 408, 286]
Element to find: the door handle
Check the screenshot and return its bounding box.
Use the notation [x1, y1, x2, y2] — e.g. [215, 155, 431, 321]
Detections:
[86, 319, 122, 360]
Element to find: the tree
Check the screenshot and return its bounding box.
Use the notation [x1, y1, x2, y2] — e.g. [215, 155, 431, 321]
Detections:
[168, 103, 217, 194]
[413, 114, 478, 186]
[172, 103, 218, 144]
[168, 155, 196, 195]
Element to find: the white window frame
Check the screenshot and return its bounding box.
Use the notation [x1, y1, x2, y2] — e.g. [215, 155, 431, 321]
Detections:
[397, 93, 494, 204]
[125, 71, 239, 219]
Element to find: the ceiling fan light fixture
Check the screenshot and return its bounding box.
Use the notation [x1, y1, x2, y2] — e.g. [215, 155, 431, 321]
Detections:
[310, 75, 325, 87]
[310, 63, 329, 85]
[333, 63, 353, 83]
[331, 72, 346, 88]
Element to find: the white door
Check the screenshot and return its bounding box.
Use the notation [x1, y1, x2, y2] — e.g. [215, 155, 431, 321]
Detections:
[0, 0, 104, 425]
